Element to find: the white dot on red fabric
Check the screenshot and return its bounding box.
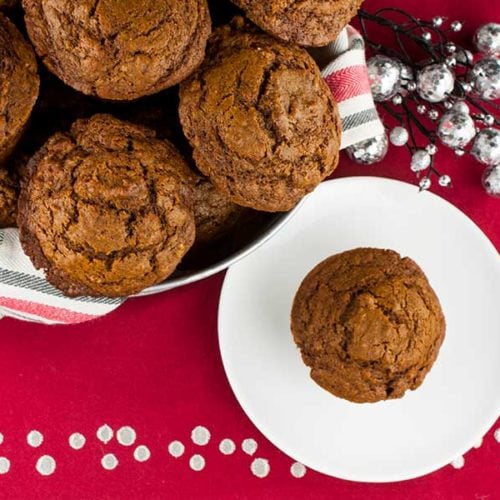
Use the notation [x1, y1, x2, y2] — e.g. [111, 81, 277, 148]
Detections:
[290, 462, 307, 478]
[0, 433, 4, 445]
[251, 458, 270, 478]
[191, 426, 210, 446]
[451, 456, 465, 469]
[27, 430, 44, 448]
[0, 457, 10, 474]
[117, 426, 136, 447]
[133, 445, 151, 462]
[101, 454, 118, 470]
[36, 455, 56, 476]
[242, 438, 258, 456]
[97, 425, 113, 444]
[473, 437, 483, 449]
[219, 439, 236, 455]
[494, 428, 500, 443]
[168, 441, 185, 458]
[69, 433, 86, 450]
[189, 454, 205, 471]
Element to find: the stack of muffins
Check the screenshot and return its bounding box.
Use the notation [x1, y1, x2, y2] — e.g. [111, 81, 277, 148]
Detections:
[0, 0, 362, 297]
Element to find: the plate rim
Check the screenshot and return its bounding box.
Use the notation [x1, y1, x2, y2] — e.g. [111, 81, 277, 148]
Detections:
[218, 175, 500, 483]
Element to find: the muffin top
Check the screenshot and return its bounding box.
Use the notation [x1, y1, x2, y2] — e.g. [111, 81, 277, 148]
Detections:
[18, 114, 196, 297]
[180, 17, 341, 212]
[0, 168, 17, 228]
[22, 0, 211, 100]
[0, 13, 39, 163]
[291, 248, 446, 403]
[230, 0, 364, 47]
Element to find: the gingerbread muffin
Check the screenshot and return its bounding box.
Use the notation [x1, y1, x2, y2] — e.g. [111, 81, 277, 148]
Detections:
[18, 114, 197, 297]
[291, 248, 446, 403]
[0, 168, 17, 227]
[230, 0, 363, 47]
[0, 13, 39, 164]
[180, 17, 341, 212]
[191, 174, 247, 247]
[22, 0, 211, 100]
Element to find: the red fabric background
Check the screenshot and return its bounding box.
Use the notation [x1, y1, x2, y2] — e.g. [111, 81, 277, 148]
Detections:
[0, 0, 499, 498]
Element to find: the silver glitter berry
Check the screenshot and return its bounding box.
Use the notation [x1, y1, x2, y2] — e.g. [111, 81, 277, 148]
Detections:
[452, 101, 470, 114]
[456, 49, 474, 65]
[439, 174, 452, 187]
[392, 94, 403, 105]
[446, 56, 457, 67]
[419, 177, 432, 190]
[482, 165, 500, 197]
[432, 16, 444, 28]
[367, 55, 402, 102]
[469, 57, 500, 100]
[426, 144, 438, 155]
[437, 110, 476, 148]
[411, 149, 432, 172]
[444, 101, 454, 109]
[422, 31, 432, 42]
[461, 82, 473, 93]
[389, 126, 409, 147]
[417, 104, 427, 114]
[346, 133, 389, 165]
[451, 21, 463, 32]
[417, 64, 455, 103]
[400, 65, 414, 82]
[484, 115, 495, 126]
[472, 128, 500, 165]
[406, 81, 417, 92]
[474, 23, 500, 57]
[446, 42, 457, 54]
[428, 109, 440, 120]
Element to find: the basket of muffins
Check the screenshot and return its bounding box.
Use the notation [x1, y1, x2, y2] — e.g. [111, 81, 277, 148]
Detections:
[0, 0, 362, 298]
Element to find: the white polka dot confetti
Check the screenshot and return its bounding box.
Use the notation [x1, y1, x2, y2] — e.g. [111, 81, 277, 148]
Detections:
[191, 426, 210, 446]
[117, 426, 137, 447]
[101, 454, 118, 471]
[189, 454, 205, 472]
[250, 458, 270, 478]
[36, 455, 56, 476]
[134, 445, 151, 462]
[168, 440, 185, 458]
[27, 430, 44, 448]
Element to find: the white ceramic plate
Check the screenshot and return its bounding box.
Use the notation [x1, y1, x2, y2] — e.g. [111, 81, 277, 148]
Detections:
[218, 177, 500, 483]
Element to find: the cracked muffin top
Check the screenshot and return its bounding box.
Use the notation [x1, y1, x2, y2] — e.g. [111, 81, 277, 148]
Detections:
[230, 0, 364, 47]
[18, 114, 197, 297]
[179, 17, 341, 212]
[291, 248, 446, 403]
[0, 13, 39, 164]
[22, 0, 211, 100]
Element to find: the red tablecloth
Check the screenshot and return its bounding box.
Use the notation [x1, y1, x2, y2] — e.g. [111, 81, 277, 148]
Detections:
[0, 0, 499, 498]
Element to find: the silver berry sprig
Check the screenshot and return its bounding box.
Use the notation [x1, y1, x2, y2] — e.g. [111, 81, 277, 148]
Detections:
[347, 8, 500, 197]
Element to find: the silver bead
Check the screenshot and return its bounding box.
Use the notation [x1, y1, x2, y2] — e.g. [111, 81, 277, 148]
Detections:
[455, 148, 466, 156]
[432, 16, 444, 28]
[367, 55, 402, 102]
[406, 81, 417, 92]
[474, 23, 500, 57]
[417, 104, 427, 114]
[461, 82, 473, 93]
[417, 64, 455, 103]
[428, 109, 440, 120]
[444, 101, 454, 109]
[446, 56, 457, 67]
[482, 165, 500, 197]
[452, 101, 470, 114]
[451, 21, 463, 32]
[456, 49, 474, 65]
[469, 57, 500, 100]
[446, 42, 457, 54]
[422, 31, 432, 42]
[411, 149, 432, 172]
[484, 115, 495, 126]
[392, 94, 403, 105]
[346, 133, 389, 165]
[426, 144, 438, 155]
[471, 128, 500, 165]
[419, 177, 432, 190]
[439, 174, 452, 187]
[390, 126, 409, 147]
[437, 109, 476, 148]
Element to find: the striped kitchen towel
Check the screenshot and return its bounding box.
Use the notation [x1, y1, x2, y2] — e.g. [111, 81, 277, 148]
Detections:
[0, 25, 382, 325]
[316, 25, 385, 149]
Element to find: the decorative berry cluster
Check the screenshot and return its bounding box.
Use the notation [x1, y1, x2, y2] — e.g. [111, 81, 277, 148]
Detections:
[347, 8, 500, 197]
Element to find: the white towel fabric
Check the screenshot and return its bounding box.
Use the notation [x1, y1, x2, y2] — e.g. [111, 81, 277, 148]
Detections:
[0, 26, 383, 325]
